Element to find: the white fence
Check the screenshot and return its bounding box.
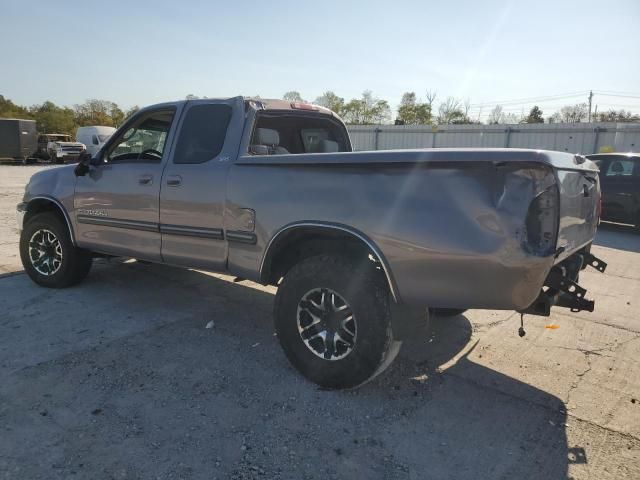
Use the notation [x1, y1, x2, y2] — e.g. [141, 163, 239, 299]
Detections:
[347, 123, 640, 154]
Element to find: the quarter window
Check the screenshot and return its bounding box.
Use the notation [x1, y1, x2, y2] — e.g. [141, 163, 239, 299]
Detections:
[173, 104, 232, 164]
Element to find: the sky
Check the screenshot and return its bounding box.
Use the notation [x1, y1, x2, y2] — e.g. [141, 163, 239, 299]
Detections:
[2, 0, 640, 120]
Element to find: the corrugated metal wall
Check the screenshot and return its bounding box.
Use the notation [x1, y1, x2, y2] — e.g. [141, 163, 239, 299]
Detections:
[347, 123, 640, 153]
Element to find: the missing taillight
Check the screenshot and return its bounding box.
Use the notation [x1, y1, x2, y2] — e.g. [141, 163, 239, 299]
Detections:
[524, 186, 559, 256]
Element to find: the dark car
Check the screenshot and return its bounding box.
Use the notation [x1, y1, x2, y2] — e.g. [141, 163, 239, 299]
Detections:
[587, 153, 640, 229]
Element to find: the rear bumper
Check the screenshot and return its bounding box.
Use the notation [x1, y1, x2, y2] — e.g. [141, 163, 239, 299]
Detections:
[16, 202, 27, 232]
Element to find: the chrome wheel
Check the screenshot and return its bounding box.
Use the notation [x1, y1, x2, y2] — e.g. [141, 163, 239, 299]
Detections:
[28, 229, 63, 276]
[296, 288, 357, 361]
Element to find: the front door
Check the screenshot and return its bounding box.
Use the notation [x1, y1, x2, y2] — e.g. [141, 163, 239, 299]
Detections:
[74, 107, 180, 261]
[159, 98, 244, 271]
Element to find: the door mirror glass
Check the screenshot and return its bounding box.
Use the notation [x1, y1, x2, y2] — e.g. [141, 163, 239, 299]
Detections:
[74, 152, 92, 176]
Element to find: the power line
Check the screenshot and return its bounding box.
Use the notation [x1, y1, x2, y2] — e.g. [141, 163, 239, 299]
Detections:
[594, 92, 640, 100]
[469, 91, 588, 107]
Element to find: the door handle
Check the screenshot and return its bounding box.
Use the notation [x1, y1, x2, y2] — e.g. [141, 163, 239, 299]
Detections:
[139, 175, 153, 185]
[166, 175, 182, 187]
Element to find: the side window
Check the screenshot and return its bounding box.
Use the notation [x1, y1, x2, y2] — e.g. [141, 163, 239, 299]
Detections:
[91, 135, 99, 145]
[605, 159, 635, 176]
[173, 104, 232, 164]
[106, 109, 175, 162]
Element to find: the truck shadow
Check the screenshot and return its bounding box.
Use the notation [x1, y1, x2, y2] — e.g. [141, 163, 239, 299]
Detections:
[0, 262, 580, 479]
[387, 314, 576, 478]
[594, 221, 640, 253]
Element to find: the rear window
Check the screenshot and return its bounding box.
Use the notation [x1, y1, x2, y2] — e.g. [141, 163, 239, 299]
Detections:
[603, 158, 638, 177]
[250, 113, 349, 155]
[173, 104, 232, 164]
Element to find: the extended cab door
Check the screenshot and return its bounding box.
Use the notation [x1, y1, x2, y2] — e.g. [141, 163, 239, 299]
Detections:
[159, 98, 244, 270]
[74, 107, 180, 261]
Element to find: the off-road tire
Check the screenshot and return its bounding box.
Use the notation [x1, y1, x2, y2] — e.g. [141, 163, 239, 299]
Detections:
[20, 212, 93, 288]
[274, 254, 401, 389]
[431, 308, 468, 318]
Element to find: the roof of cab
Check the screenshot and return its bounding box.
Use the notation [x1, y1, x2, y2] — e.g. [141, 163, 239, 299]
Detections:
[136, 97, 339, 118]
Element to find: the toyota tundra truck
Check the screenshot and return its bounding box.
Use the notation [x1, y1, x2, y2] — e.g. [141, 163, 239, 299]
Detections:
[16, 97, 607, 388]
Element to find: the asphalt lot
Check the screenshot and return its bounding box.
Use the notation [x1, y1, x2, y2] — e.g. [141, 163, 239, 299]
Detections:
[0, 165, 639, 480]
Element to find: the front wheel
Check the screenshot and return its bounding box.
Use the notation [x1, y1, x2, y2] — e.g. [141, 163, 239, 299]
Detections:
[274, 255, 401, 389]
[20, 212, 93, 288]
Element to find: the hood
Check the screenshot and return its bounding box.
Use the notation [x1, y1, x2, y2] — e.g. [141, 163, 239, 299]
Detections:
[54, 141, 84, 147]
[24, 164, 76, 202]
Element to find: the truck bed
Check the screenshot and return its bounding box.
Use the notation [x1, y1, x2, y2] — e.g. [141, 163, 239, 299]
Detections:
[230, 148, 600, 310]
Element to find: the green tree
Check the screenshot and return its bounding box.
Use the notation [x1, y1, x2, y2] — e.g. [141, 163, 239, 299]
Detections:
[30, 101, 76, 134]
[525, 106, 544, 123]
[109, 103, 125, 126]
[124, 105, 140, 120]
[0, 95, 33, 119]
[396, 91, 432, 125]
[342, 91, 390, 125]
[314, 91, 345, 115]
[74, 99, 117, 127]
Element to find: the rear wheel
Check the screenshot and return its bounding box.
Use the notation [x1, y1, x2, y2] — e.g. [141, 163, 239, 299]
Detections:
[20, 212, 93, 288]
[274, 254, 401, 389]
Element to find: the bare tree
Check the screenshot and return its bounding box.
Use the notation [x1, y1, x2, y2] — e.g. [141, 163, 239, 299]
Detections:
[559, 103, 588, 123]
[425, 90, 437, 108]
[487, 105, 503, 124]
[283, 91, 304, 102]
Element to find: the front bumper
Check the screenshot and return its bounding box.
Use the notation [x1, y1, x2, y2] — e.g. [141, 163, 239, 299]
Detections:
[16, 202, 27, 232]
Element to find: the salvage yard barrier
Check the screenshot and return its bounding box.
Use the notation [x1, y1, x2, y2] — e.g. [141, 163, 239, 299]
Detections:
[348, 122, 640, 154]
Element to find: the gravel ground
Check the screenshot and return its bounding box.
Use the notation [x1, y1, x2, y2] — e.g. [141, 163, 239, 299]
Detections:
[0, 165, 639, 479]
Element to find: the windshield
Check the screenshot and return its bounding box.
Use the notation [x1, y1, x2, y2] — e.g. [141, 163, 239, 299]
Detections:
[49, 135, 71, 142]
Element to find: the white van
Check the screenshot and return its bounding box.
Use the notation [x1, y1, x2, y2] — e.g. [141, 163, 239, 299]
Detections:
[76, 126, 116, 157]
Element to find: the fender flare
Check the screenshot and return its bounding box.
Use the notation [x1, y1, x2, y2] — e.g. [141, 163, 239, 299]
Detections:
[259, 221, 400, 303]
[26, 196, 76, 245]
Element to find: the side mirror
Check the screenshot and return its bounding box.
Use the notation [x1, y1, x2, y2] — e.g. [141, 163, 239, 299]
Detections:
[74, 152, 92, 177]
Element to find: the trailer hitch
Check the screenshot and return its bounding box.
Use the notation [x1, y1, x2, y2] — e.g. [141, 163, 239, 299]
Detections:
[546, 270, 594, 313]
[520, 250, 606, 317]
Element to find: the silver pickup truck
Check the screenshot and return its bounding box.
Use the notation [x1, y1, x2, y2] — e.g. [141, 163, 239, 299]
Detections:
[16, 97, 606, 388]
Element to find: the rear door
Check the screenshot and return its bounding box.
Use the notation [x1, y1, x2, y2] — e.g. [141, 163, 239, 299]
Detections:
[74, 107, 180, 260]
[159, 98, 244, 270]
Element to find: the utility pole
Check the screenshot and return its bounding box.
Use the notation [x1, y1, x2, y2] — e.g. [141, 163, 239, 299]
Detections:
[588, 90, 593, 123]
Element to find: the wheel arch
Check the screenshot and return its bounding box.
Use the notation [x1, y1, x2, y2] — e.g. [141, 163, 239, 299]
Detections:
[260, 222, 400, 303]
[24, 196, 76, 245]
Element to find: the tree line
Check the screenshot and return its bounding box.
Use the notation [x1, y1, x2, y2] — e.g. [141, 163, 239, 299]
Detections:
[2, 92, 637, 134]
[285, 90, 639, 125]
[0, 95, 140, 135]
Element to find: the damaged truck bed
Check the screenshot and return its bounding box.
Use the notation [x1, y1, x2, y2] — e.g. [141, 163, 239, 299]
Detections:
[17, 97, 606, 388]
